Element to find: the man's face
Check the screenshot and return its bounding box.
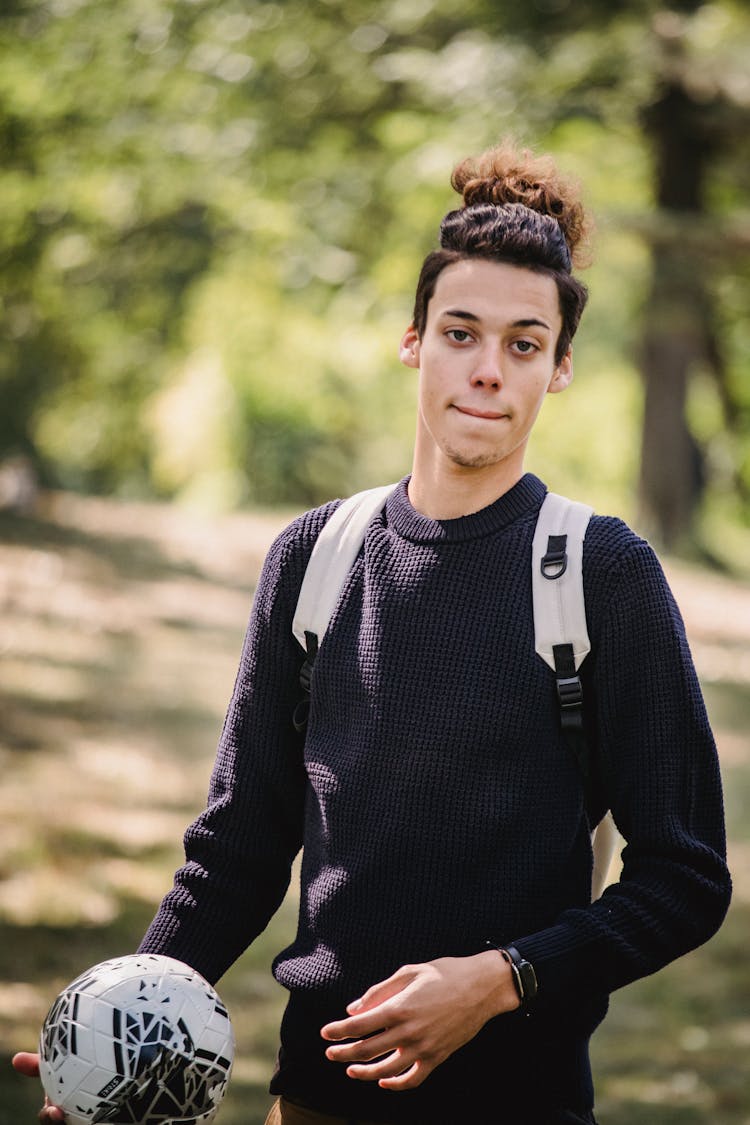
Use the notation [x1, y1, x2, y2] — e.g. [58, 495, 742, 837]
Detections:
[401, 258, 572, 476]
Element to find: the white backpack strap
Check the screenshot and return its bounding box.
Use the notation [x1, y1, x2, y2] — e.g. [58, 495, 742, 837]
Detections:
[292, 484, 396, 654]
[532, 492, 593, 674]
[532, 493, 622, 899]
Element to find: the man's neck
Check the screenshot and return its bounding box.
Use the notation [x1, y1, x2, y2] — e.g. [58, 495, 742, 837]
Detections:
[407, 455, 526, 520]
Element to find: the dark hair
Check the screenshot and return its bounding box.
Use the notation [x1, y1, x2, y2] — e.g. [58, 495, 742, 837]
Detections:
[412, 143, 592, 364]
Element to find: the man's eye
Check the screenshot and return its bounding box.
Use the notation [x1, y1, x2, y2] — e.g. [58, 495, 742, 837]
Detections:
[447, 329, 472, 343]
[514, 340, 537, 354]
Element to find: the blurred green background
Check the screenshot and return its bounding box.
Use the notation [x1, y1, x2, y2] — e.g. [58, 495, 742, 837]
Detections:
[1, 0, 749, 553]
[1, 0, 750, 1122]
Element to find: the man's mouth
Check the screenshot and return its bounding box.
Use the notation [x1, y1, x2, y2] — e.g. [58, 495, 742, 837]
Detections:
[453, 404, 507, 420]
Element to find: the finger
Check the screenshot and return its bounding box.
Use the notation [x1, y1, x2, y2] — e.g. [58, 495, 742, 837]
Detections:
[345, 1048, 415, 1083]
[378, 1058, 428, 1090]
[40, 1104, 66, 1123]
[322, 977, 415, 1042]
[12, 1052, 41, 1078]
[346, 968, 414, 1015]
[11, 1059, 66, 1122]
[325, 1029, 399, 1064]
[321, 1008, 391, 1042]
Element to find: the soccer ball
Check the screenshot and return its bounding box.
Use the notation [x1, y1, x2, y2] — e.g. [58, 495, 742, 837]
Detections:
[38, 953, 234, 1125]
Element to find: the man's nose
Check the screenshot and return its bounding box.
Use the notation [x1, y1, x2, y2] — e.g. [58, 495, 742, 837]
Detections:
[469, 346, 503, 390]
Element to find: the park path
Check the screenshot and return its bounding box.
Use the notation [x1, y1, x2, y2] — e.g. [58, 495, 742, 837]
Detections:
[1, 491, 749, 1123]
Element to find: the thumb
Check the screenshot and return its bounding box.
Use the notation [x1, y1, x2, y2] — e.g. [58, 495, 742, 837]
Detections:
[12, 1052, 41, 1077]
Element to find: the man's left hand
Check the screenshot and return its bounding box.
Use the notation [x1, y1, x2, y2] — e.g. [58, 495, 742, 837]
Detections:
[320, 950, 518, 1090]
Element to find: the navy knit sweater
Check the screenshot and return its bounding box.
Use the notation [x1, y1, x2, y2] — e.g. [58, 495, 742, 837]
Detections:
[139, 473, 730, 1123]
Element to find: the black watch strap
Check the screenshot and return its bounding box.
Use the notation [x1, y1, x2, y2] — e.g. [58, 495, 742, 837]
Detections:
[488, 942, 538, 1007]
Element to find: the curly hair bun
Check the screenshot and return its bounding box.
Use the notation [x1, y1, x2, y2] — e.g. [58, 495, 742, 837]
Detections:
[450, 141, 591, 268]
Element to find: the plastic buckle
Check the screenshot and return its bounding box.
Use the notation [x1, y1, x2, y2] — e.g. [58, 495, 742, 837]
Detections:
[556, 674, 583, 709]
[541, 536, 568, 580]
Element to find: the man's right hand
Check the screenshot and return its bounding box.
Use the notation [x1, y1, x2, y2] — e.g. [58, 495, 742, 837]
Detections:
[11, 1053, 65, 1122]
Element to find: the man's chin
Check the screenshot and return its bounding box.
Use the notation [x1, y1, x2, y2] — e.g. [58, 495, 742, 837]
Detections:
[444, 445, 503, 470]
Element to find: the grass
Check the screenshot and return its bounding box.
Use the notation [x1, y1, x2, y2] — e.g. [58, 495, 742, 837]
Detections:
[1, 491, 748, 1124]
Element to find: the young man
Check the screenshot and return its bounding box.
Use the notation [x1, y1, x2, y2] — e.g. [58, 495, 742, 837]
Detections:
[16, 144, 731, 1124]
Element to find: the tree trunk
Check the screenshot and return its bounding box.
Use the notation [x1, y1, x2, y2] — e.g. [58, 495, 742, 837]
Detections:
[638, 73, 718, 550]
[639, 255, 704, 548]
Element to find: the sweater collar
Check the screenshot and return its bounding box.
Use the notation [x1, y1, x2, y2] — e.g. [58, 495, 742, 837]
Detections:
[384, 473, 547, 544]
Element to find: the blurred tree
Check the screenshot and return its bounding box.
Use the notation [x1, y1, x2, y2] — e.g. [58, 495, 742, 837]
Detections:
[0, 0, 748, 548]
[462, 0, 750, 547]
[468, 0, 750, 549]
[637, 8, 750, 549]
[0, 0, 491, 502]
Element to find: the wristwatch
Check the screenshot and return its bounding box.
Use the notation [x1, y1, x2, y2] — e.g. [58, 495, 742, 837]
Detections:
[488, 943, 538, 1008]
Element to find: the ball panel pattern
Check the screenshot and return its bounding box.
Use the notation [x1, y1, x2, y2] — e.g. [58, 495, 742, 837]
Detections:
[39, 955, 234, 1125]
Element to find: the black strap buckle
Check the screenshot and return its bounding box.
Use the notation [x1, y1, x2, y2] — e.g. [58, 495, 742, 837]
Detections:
[556, 674, 583, 710]
[557, 675, 584, 732]
[541, 533, 568, 579]
[553, 643, 584, 731]
[552, 643, 589, 786]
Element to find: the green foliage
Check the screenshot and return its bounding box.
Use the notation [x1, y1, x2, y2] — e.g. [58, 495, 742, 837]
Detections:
[0, 0, 749, 520]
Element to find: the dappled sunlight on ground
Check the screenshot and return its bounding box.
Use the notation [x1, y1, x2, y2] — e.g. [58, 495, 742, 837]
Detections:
[667, 562, 750, 687]
[0, 494, 299, 1125]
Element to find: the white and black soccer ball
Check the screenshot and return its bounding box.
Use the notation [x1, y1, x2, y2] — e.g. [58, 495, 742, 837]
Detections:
[38, 953, 234, 1125]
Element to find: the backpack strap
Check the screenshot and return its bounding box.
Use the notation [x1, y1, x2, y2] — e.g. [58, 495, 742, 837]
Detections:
[532, 492, 621, 899]
[291, 483, 396, 730]
[533, 491, 593, 805]
[532, 492, 593, 679]
[532, 491, 592, 769]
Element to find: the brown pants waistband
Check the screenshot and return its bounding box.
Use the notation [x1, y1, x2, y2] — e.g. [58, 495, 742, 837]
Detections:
[264, 1095, 393, 1125]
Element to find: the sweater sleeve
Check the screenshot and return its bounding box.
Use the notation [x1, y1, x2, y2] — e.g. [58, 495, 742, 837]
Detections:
[138, 503, 337, 984]
[512, 532, 731, 1006]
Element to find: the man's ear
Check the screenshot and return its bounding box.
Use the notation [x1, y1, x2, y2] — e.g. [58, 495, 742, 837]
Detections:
[548, 349, 573, 395]
[399, 324, 421, 369]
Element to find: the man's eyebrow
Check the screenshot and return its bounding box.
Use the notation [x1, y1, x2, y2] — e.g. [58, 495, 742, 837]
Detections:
[439, 310, 552, 332]
[511, 317, 552, 331]
[440, 308, 481, 322]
